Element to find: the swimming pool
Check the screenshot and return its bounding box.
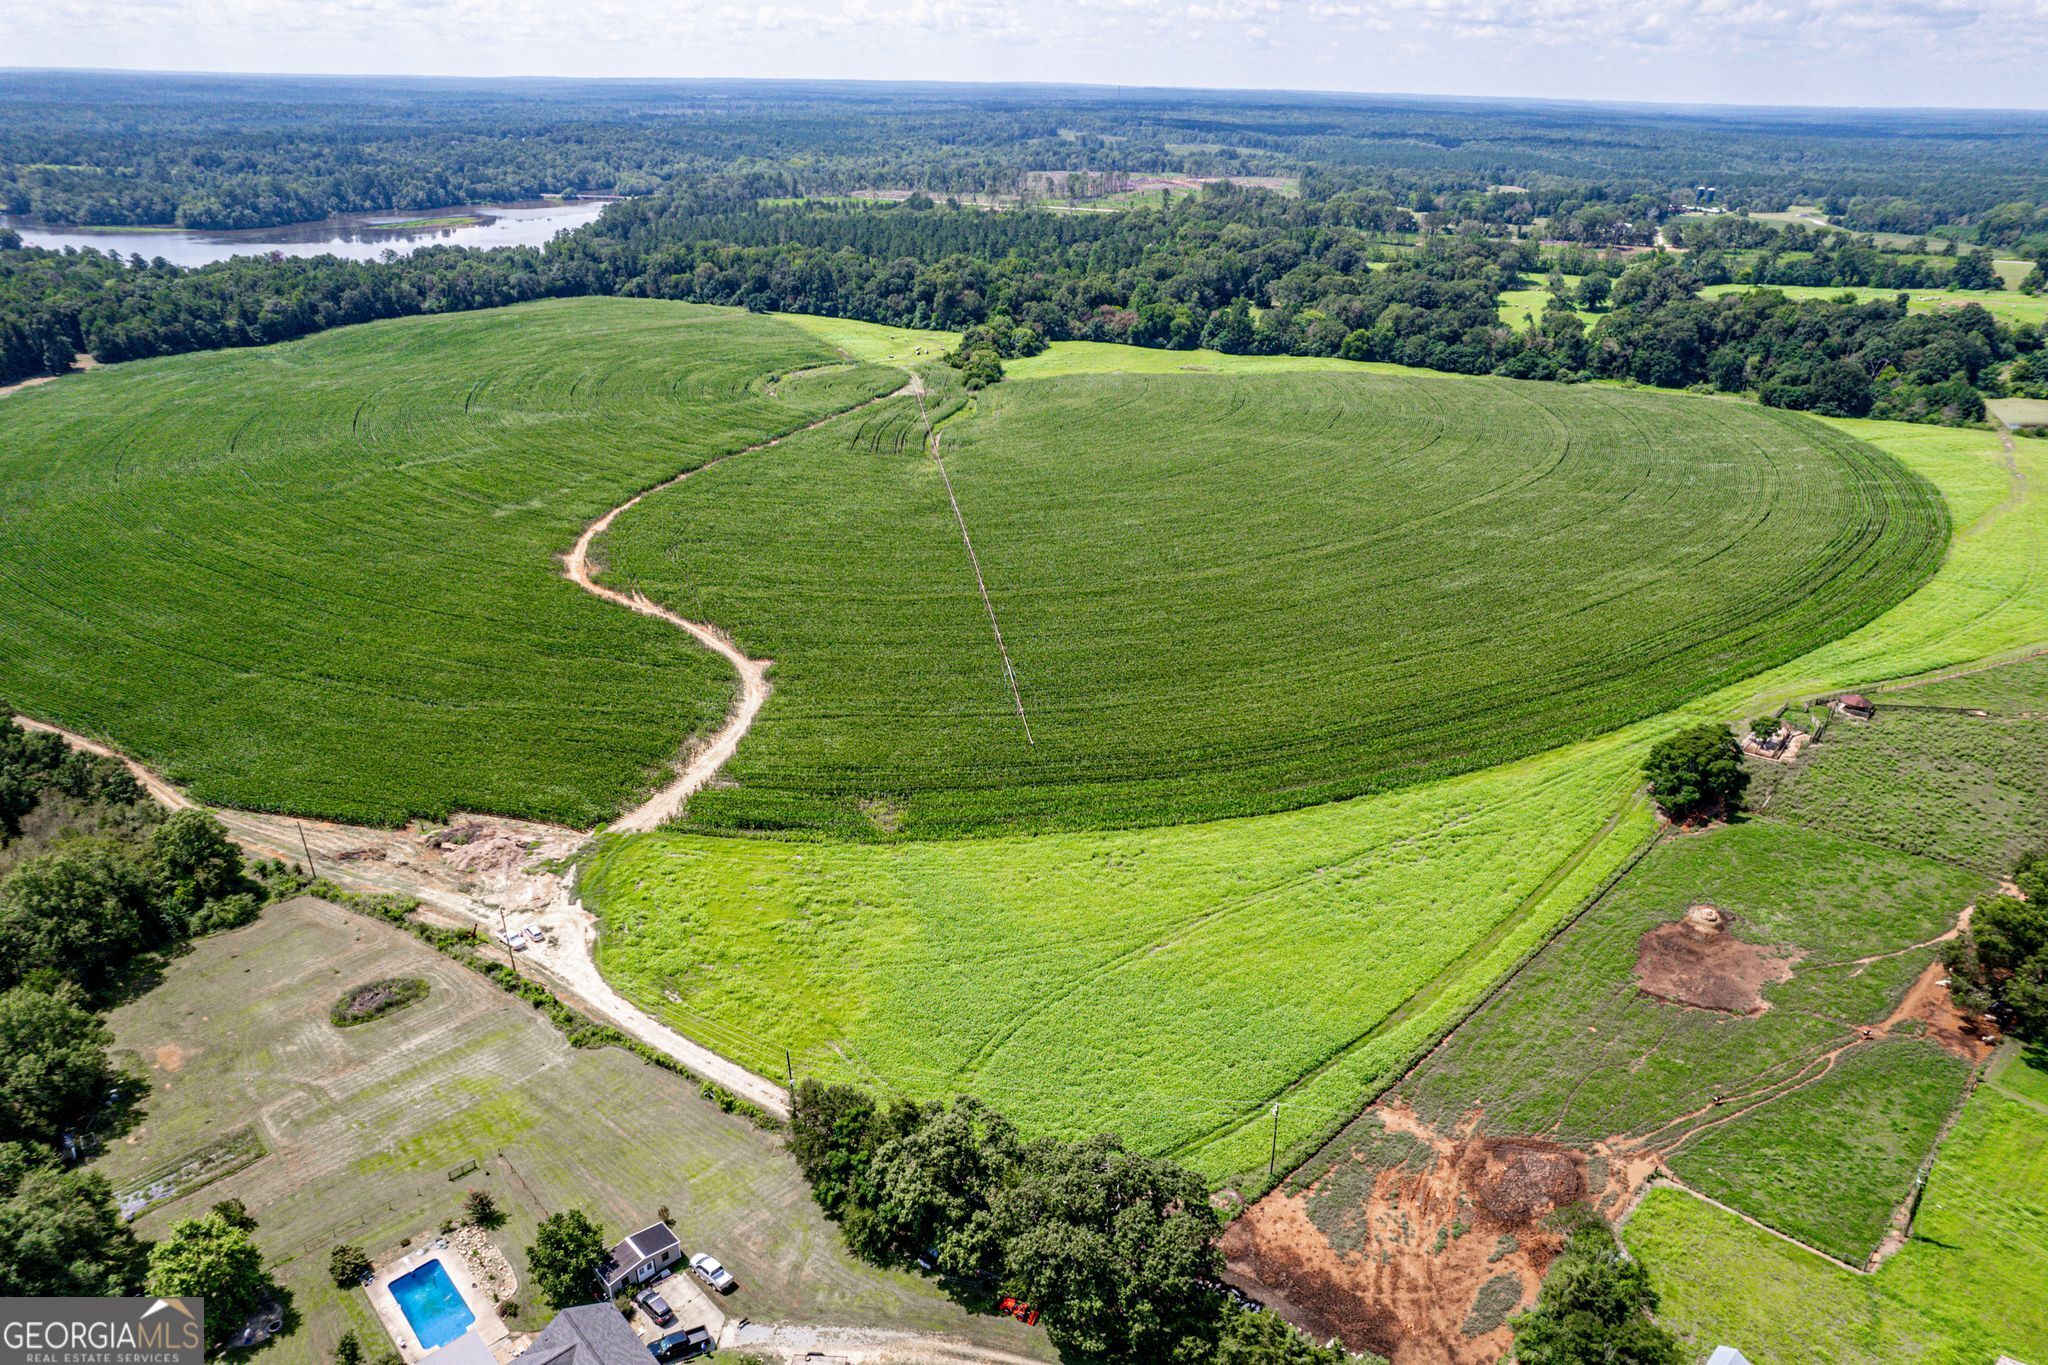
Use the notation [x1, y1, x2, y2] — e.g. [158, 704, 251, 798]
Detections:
[388, 1258, 475, 1351]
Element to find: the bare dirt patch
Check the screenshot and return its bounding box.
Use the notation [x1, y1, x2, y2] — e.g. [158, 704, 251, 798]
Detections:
[1882, 959, 1997, 1061]
[1221, 1105, 1639, 1365]
[153, 1043, 191, 1072]
[1633, 904, 1797, 1015]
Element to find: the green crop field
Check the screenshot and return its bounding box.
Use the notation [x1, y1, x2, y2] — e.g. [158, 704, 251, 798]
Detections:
[0, 299, 899, 824]
[599, 367, 1945, 837]
[95, 897, 1049, 1365]
[583, 331, 2048, 1187]
[1625, 1045, 2048, 1365]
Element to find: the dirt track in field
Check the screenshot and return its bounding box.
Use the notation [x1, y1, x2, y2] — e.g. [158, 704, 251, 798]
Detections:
[567, 377, 917, 833]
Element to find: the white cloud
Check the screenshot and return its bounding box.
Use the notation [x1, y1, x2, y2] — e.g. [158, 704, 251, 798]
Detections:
[9, 0, 2048, 106]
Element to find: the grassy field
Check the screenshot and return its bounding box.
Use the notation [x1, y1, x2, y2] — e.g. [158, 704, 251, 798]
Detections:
[94, 897, 1049, 1365]
[1394, 816, 1981, 1261]
[1699, 281, 2048, 329]
[0, 299, 899, 825]
[1625, 1044, 2048, 1364]
[1496, 277, 1593, 330]
[583, 330, 2047, 1187]
[1755, 706, 2048, 873]
[600, 367, 1944, 837]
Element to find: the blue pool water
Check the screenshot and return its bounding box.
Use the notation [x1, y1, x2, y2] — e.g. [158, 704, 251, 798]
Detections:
[389, 1258, 475, 1351]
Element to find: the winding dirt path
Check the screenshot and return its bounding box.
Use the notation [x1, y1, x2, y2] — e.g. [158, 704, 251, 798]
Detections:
[571, 380, 916, 832]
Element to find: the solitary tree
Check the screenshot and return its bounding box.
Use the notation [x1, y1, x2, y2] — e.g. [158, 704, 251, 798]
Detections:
[1643, 724, 1749, 820]
[329, 1244, 372, 1288]
[527, 1209, 607, 1308]
[147, 1211, 268, 1337]
[463, 1189, 502, 1230]
[1751, 715, 1782, 742]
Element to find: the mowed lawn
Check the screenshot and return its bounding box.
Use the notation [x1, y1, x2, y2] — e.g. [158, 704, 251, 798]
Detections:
[1625, 1046, 2048, 1365]
[0, 299, 899, 825]
[602, 366, 1945, 837]
[583, 360, 2048, 1188]
[94, 898, 1050, 1365]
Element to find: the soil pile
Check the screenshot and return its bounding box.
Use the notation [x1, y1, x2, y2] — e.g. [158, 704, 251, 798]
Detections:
[1633, 904, 1797, 1014]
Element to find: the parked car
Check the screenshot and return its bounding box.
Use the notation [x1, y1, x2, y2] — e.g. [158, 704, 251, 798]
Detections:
[496, 930, 526, 951]
[634, 1289, 675, 1326]
[688, 1253, 735, 1294]
[648, 1327, 714, 1361]
[524, 924, 546, 944]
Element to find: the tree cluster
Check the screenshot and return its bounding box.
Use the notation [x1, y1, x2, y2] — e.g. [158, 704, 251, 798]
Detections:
[787, 1081, 1353, 1363]
[1509, 1205, 1679, 1365]
[0, 717, 259, 1298]
[1944, 852, 2048, 1039]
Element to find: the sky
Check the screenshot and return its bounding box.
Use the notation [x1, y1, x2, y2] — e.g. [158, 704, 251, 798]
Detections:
[8, 0, 2048, 110]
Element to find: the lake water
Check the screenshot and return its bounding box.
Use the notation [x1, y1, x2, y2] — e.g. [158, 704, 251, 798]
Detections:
[1, 198, 610, 267]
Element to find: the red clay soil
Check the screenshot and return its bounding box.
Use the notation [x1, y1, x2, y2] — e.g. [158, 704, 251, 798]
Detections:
[1221, 1105, 1647, 1365]
[1881, 959, 1997, 1061]
[1633, 904, 1798, 1015]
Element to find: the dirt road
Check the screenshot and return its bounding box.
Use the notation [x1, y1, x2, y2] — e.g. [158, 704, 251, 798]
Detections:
[13, 712, 791, 1117]
[568, 380, 915, 832]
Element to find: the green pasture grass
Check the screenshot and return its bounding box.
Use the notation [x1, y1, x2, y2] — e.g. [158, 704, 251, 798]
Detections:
[0, 299, 900, 824]
[1995, 258, 2034, 289]
[1496, 278, 1591, 330]
[94, 897, 1050, 1365]
[1397, 820, 1983, 1147]
[1699, 281, 2048, 329]
[1625, 1048, 2048, 1364]
[599, 367, 1944, 838]
[1757, 706, 2048, 874]
[1891, 653, 2048, 714]
[1989, 397, 2048, 428]
[583, 336, 2048, 1185]
[776, 312, 957, 366]
[1668, 1039, 1970, 1263]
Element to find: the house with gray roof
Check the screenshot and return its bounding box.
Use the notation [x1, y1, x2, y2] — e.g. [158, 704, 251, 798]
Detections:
[597, 1221, 682, 1296]
[508, 1304, 649, 1365]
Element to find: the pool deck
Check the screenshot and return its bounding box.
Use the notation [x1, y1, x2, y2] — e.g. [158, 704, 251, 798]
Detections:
[366, 1236, 515, 1365]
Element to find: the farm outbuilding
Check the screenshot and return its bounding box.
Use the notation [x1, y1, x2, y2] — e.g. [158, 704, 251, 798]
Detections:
[1836, 693, 1875, 718]
[596, 1221, 682, 1295]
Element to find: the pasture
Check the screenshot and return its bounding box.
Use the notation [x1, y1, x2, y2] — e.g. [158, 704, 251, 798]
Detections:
[94, 897, 1048, 1365]
[1699, 281, 2048, 329]
[599, 366, 1945, 837]
[0, 298, 898, 824]
[1624, 1045, 2048, 1364]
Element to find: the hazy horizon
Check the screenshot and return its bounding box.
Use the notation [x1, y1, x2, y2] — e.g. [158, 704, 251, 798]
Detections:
[10, 0, 2048, 113]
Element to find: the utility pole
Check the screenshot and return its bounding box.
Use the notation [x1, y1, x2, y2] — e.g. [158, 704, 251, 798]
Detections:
[1268, 1104, 1280, 1181]
[498, 908, 519, 978]
[296, 821, 317, 879]
[785, 1049, 795, 1093]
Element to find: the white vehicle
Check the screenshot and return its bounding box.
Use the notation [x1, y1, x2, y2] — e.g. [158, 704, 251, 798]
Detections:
[525, 924, 547, 944]
[497, 930, 526, 952]
[688, 1252, 735, 1294]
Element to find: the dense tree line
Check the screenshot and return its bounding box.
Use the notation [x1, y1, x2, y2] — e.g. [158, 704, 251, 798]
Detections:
[787, 1080, 1363, 1363]
[0, 716, 259, 1298]
[5, 186, 2036, 423]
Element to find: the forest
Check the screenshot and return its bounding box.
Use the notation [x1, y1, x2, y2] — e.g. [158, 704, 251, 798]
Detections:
[6, 71, 2048, 236]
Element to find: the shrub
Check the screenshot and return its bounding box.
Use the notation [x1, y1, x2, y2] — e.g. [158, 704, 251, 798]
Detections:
[330, 1243, 371, 1288]
[329, 977, 428, 1028]
[463, 1188, 502, 1230]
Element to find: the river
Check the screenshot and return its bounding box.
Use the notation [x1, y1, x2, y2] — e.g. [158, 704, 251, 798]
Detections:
[0, 198, 610, 267]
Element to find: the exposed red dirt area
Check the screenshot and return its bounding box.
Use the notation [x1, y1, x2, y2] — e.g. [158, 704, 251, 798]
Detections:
[1221, 1105, 1651, 1365]
[1881, 959, 1997, 1061]
[1633, 904, 1797, 1015]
